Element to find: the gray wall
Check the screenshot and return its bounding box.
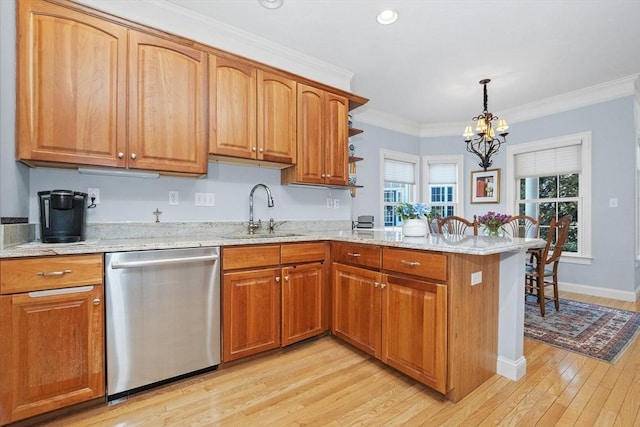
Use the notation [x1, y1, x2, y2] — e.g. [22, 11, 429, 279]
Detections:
[28, 164, 353, 224]
[0, 0, 29, 219]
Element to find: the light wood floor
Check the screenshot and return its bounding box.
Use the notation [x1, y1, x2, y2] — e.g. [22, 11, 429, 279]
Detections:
[46, 292, 640, 427]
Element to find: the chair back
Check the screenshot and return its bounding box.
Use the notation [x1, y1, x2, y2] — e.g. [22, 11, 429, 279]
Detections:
[541, 215, 572, 265]
[505, 215, 540, 238]
[437, 215, 478, 236]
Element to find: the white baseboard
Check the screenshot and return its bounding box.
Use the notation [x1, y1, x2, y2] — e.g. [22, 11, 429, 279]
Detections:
[496, 356, 527, 381]
[558, 281, 638, 302]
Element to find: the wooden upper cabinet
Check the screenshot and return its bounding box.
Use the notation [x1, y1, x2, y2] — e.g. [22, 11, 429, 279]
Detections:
[209, 56, 296, 165]
[128, 31, 208, 174]
[257, 70, 297, 164]
[281, 83, 349, 186]
[209, 55, 257, 159]
[17, 0, 208, 175]
[17, 0, 128, 168]
[324, 93, 349, 185]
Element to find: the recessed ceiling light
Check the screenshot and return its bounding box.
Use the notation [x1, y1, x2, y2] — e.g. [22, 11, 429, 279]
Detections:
[258, 0, 283, 9]
[377, 9, 398, 25]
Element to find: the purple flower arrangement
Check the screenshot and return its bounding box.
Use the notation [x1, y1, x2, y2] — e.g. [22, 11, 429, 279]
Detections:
[477, 211, 512, 235]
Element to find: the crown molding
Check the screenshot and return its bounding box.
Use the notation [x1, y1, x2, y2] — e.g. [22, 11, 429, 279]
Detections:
[74, 0, 354, 90]
[358, 74, 639, 138]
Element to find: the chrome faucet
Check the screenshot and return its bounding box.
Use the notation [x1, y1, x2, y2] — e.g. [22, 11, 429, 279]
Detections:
[248, 183, 274, 233]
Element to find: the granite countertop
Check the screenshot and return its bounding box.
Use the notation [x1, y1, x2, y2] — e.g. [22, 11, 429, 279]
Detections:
[0, 224, 545, 258]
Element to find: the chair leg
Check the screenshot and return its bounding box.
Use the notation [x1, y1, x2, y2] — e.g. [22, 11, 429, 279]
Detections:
[553, 274, 560, 311]
[538, 275, 545, 317]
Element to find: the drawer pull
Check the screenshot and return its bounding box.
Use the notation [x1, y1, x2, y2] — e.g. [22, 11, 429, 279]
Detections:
[93, 298, 101, 306]
[347, 252, 361, 257]
[36, 269, 72, 277]
[400, 260, 420, 267]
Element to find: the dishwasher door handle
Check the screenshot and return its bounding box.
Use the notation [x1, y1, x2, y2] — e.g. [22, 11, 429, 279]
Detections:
[111, 254, 219, 269]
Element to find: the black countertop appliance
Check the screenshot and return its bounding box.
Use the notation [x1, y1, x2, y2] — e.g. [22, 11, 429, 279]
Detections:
[38, 190, 88, 243]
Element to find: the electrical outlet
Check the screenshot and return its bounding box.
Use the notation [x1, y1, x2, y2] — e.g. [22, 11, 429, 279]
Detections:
[333, 198, 340, 209]
[326, 197, 333, 208]
[471, 271, 482, 286]
[169, 191, 179, 205]
[87, 188, 100, 204]
[195, 192, 215, 206]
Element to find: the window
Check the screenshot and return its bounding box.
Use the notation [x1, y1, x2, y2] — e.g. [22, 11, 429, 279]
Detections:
[380, 150, 419, 228]
[422, 155, 463, 218]
[506, 132, 592, 262]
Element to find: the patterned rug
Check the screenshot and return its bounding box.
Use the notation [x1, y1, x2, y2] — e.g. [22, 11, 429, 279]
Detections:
[524, 297, 640, 363]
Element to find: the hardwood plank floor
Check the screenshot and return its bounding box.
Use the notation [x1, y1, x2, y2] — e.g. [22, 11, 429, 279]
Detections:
[45, 292, 640, 427]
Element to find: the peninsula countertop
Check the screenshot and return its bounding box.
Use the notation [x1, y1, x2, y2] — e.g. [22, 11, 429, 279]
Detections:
[0, 227, 545, 258]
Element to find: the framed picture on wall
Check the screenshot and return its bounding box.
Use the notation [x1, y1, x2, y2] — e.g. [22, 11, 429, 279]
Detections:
[471, 168, 500, 204]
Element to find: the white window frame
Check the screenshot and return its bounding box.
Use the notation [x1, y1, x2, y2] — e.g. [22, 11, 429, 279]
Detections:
[380, 149, 420, 231]
[422, 155, 464, 218]
[506, 132, 592, 264]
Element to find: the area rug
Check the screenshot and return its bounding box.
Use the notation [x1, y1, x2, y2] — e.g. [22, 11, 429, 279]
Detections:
[524, 297, 640, 363]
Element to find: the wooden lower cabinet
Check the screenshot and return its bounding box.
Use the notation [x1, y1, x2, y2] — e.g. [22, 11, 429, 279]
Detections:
[331, 244, 449, 395]
[332, 262, 382, 358]
[0, 255, 105, 425]
[381, 273, 447, 393]
[223, 267, 281, 362]
[281, 261, 325, 346]
[222, 243, 327, 362]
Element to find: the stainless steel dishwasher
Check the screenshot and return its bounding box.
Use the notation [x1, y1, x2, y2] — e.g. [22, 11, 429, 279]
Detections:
[105, 247, 220, 400]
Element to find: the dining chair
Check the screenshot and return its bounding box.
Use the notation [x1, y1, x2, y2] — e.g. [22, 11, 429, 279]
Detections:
[505, 215, 540, 238]
[525, 215, 572, 316]
[437, 215, 479, 236]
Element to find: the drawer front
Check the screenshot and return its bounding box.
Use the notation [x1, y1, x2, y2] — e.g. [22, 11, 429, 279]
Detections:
[382, 247, 447, 282]
[281, 242, 326, 264]
[223, 245, 280, 270]
[0, 254, 104, 294]
[331, 242, 381, 269]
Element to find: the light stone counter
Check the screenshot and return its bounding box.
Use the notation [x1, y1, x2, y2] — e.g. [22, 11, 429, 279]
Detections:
[0, 223, 543, 259]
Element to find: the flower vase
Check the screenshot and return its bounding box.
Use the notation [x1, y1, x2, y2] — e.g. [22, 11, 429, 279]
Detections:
[483, 226, 504, 237]
[402, 218, 428, 237]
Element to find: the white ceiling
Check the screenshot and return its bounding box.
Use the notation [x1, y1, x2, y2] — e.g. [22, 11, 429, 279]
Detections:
[165, 0, 640, 134]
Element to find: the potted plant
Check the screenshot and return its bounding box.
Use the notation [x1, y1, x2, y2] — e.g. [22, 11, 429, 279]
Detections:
[477, 211, 512, 237]
[395, 202, 431, 236]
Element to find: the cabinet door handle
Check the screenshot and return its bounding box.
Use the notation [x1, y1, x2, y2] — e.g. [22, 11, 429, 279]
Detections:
[374, 281, 379, 288]
[400, 260, 420, 267]
[130, 153, 137, 160]
[28, 285, 94, 298]
[380, 283, 386, 289]
[259, 148, 264, 153]
[347, 252, 361, 257]
[275, 276, 281, 282]
[93, 298, 101, 306]
[36, 269, 72, 277]
[252, 147, 257, 152]
[284, 275, 289, 281]
[117, 152, 125, 159]
[321, 173, 326, 178]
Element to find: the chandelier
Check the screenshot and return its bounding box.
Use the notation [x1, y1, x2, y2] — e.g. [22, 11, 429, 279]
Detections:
[463, 79, 509, 170]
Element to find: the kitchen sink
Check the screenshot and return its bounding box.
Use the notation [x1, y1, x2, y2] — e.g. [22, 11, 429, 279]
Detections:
[229, 232, 302, 240]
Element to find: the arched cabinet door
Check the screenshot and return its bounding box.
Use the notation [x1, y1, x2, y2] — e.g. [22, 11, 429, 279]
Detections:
[128, 31, 208, 174]
[17, 0, 128, 168]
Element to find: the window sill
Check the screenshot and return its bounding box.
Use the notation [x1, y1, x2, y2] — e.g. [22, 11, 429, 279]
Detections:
[560, 254, 592, 265]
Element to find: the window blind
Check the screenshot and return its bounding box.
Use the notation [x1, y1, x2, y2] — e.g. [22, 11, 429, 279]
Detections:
[515, 143, 582, 178]
[384, 158, 415, 184]
[428, 163, 457, 184]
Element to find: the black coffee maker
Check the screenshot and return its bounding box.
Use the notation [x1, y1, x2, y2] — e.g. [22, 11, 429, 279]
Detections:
[38, 190, 88, 243]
